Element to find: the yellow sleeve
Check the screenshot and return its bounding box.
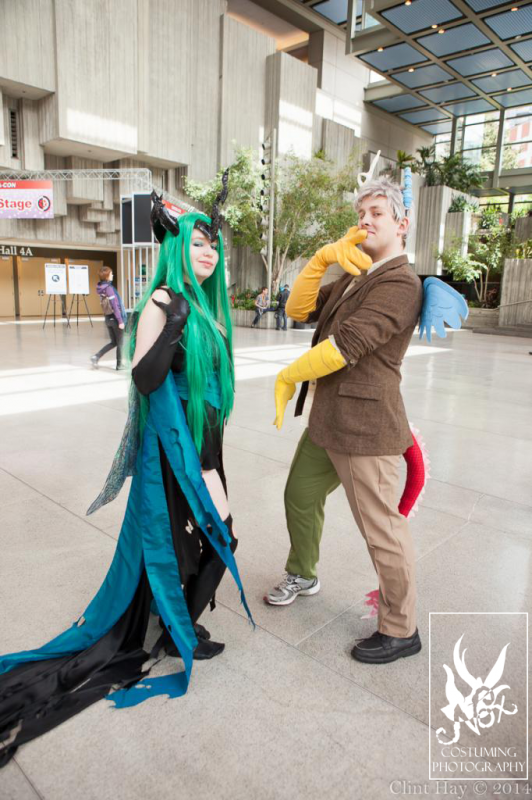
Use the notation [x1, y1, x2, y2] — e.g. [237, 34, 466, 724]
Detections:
[286, 227, 372, 322]
[279, 339, 346, 384]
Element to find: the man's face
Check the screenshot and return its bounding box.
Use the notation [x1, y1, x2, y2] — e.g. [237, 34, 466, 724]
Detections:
[357, 194, 408, 258]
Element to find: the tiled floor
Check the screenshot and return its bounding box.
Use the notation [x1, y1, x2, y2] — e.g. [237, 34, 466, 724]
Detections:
[0, 318, 530, 800]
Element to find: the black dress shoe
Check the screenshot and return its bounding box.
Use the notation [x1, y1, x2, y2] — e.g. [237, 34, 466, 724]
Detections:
[351, 629, 421, 664]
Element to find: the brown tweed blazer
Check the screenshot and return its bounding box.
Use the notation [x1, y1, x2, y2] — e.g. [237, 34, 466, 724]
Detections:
[294, 255, 423, 455]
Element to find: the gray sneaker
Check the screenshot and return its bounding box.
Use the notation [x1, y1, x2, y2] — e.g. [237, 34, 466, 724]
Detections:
[264, 573, 320, 606]
[90, 355, 99, 369]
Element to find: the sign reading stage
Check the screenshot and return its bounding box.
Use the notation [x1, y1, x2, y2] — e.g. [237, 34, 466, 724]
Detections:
[0, 181, 54, 220]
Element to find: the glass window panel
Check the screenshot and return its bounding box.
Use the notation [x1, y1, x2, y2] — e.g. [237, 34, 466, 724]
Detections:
[505, 105, 532, 120]
[502, 142, 532, 169]
[435, 140, 451, 158]
[462, 147, 497, 170]
[464, 111, 500, 125]
[478, 196, 509, 210]
[504, 113, 532, 145]
[461, 121, 499, 150]
[362, 12, 380, 29]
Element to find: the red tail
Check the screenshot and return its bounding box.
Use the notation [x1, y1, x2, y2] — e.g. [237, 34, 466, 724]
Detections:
[399, 430, 427, 518]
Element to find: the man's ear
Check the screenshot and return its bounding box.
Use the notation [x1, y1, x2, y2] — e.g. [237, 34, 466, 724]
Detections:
[398, 215, 410, 239]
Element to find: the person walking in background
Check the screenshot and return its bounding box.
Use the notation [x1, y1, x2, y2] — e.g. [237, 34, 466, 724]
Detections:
[91, 266, 127, 370]
[251, 286, 269, 328]
[276, 284, 290, 331]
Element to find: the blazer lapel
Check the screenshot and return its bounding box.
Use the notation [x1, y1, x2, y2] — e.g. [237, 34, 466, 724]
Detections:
[326, 255, 410, 319]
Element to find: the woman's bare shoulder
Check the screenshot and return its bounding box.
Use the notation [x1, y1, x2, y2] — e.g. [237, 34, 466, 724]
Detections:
[148, 287, 170, 305]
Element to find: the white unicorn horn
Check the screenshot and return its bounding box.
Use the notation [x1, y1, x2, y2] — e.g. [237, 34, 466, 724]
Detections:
[357, 149, 381, 188]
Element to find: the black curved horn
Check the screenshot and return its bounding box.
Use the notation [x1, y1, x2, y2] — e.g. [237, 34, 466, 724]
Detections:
[198, 168, 230, 241]
[150, 190, 180, 244]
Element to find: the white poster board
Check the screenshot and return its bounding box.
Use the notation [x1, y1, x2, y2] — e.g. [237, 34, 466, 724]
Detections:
[45, 263, 67, 295]
[68, 264, 90, 295]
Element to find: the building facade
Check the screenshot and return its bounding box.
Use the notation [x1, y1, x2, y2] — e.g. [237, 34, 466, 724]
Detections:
[0, 0, 431, 317]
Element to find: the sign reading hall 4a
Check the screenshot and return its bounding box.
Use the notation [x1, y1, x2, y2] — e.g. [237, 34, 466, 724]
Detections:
[0, 245, 34, 256]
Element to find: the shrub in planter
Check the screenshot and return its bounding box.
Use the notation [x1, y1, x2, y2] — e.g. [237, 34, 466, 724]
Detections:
[448, 195, 479, 213]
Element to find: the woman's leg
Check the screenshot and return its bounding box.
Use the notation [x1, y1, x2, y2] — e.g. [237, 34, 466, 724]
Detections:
[201, 469, 230, 521]
[93, 320, 117, 360]
[184, 469, 236, 632]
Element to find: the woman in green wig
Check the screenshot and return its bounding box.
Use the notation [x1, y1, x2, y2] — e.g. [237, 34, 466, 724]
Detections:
[0, 174, 252, 766]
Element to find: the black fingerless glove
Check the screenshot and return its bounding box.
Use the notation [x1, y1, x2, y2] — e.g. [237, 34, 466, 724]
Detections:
[132, 288, 190, 396]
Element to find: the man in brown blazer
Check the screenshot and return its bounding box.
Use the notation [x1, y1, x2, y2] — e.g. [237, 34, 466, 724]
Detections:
[265, 178, 423, 664]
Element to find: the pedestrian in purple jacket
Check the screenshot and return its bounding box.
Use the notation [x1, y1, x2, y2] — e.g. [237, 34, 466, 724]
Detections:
[90, 266, 127, 370]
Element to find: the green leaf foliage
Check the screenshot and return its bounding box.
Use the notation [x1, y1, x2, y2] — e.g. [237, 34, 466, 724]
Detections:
[184, 143, 361, 292]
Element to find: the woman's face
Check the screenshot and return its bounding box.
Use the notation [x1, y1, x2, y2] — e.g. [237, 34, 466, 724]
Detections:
[189, 228, 219, 284]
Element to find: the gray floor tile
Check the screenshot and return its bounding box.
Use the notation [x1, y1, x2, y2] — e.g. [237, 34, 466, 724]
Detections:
[1, 321, 531, 798]
[14, 609, 431, 800]
[0, 761, 41, 800]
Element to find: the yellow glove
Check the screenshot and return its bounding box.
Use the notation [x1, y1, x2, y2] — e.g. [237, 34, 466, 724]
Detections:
[286, 227, 372, 322]
[273, 339, 347, 429]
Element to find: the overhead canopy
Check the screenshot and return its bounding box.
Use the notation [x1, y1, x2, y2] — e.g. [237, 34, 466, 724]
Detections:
[289, 0, 532, 136]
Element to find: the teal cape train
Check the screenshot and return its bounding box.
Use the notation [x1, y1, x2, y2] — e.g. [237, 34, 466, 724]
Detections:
[0, 372, 253, 746]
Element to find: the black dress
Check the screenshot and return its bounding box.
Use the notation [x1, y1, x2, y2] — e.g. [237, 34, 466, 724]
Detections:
[0, 343, 236, 767]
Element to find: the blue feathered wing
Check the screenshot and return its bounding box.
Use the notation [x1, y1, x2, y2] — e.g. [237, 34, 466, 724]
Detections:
[419, 277, 469, 343]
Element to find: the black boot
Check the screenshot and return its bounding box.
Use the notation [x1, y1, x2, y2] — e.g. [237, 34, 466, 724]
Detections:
[183, 516, 237, 659]
[156, 622, 221, 661]
[157, 517, 237, 661]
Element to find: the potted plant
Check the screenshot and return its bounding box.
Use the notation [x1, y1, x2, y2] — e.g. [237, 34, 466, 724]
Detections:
[444, 195, 480, 256]
[415, 148, 484, 276]
[439, 223, 511, 329]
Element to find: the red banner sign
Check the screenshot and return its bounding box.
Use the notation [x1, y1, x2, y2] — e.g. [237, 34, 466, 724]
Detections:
[0, 180, 54, 219]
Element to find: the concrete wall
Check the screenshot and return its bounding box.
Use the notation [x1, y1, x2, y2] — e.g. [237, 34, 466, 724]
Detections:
[267, 51, 317, 160]
[0, 0, 56, 95]
[309, 30, 431, 162]
[0, 0, 435, 283]
[500, 259, 532, 326]
[219, 15, 276, 169]
[416, 186, 477, 276]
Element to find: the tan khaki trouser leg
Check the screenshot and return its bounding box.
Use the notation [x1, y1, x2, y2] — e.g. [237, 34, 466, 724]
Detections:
[326, 449, 417, 638]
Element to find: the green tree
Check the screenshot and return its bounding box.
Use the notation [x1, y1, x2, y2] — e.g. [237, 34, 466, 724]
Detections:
[184, 145, 360, 293]
[440, 224, 512, 306]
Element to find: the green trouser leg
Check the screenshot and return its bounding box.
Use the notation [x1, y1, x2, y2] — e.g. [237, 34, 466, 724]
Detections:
[284, 428, 341, 580]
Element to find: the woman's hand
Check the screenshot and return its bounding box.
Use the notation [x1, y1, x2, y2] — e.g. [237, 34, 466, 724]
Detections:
[131, 288, 189, 369]
[151, 287, 190, 325]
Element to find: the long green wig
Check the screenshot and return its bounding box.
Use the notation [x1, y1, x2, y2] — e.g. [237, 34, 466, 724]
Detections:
[128, 212, 234, 454]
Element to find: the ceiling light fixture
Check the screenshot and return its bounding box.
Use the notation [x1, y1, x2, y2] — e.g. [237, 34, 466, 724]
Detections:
[492, 72, 498, 77]
[405, 0, 412, 5]
[508, 87, 513, 91]
[408, 68, 415, 72]
[438, 28, 445, 34]
[511, 6, 518, 10]
[378, 47, 384, 51]
[431, 24, 438, 29]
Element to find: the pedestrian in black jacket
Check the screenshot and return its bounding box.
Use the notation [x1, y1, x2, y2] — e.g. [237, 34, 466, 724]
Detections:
[276, 285, 290, 331]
